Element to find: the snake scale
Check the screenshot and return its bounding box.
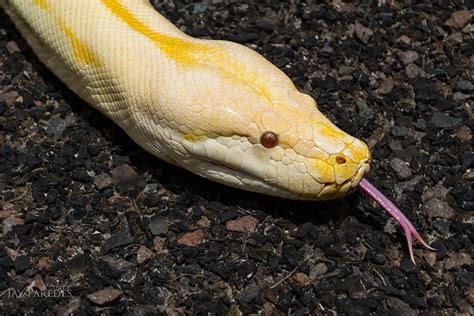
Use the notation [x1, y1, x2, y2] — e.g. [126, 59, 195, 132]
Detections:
[1, 0, 434, 262]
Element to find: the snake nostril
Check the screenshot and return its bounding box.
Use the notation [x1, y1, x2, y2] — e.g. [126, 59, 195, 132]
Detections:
[335, 156, 346, 164]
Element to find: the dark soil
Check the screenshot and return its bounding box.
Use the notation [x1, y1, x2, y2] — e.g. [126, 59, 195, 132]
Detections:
[1, 1, 473, 314]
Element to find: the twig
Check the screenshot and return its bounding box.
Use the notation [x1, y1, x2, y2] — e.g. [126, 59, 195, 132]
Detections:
[270, 251, 313, 289]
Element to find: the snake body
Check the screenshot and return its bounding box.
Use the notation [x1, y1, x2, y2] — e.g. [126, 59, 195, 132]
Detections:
[1, 0, 371, 200]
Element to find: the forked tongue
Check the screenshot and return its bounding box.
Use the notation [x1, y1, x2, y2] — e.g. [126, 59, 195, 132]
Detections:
[359, 178, 436, 264]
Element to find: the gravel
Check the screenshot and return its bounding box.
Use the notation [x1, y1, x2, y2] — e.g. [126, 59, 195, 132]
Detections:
[1, 1, 473, 314]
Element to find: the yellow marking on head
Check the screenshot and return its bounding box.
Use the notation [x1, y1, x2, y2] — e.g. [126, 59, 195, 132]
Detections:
[334, 163, 358, 184]
[32, 0, 48, 10]
[62, 26, 100, 66]
[305, 158, 335, 183]
[319, 124, 344, 139]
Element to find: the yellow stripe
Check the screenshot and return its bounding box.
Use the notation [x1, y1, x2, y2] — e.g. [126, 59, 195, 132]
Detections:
[101, 0, 210, 65]
[101, 0, 275, 99]
[100, 0, 346, 142]
[32, 0, 48, 10]
[62, 26, 101, 66]
[30, 0, 98, 65]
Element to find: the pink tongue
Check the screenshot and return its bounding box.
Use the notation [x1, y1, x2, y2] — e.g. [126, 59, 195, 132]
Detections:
[359, 178, 436, 264]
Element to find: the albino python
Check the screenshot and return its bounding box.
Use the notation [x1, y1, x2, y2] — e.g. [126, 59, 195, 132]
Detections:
[1, 0, 434, 262]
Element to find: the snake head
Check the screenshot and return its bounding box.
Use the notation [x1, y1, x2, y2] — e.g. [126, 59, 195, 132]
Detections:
[244, 89, 372, 200]
[174, 89, 370, 200]
[159, 40, 371, 200]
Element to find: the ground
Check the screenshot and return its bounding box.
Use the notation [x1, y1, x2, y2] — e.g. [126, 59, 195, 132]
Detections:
[0, 0, 473, 315]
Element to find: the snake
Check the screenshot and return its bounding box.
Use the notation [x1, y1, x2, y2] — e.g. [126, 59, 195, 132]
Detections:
[1, 0, 434, 262]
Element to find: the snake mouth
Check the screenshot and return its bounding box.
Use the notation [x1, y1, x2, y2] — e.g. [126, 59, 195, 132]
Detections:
[188, 152, 371, 201]
[191, 157, 309, 200]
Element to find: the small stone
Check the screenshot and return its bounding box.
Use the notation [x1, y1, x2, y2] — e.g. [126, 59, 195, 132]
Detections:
[331, 0, 356, 13]
[196, 216, 211, 228]
[57, 298, 82, 315]
[397, 50, 419, 65]
[422, 198, 455, 219]
[2, 215, 24, 234]
[390, 126, 408, 137]
[263, 302, 274, 316]
[389, 158, 413, 180]
[414, 119, 427, 131]
[101, 256, 135, 274]
[153, 236, 166, 252]
[137, 245, 154, 265]
[87, 287, 123, 306]
[5, 246, 19, 261]
[433, 219, 450, 235]
[14, 255, 32, 273]
[455, 126, 472, 142]
[35, 257, 51, 270]
[292, 272, 311, 287]
[453, 92, 470, 101]
[376, 77, 394, 95]
[93, 173, 113, 190]
[446, 31, 463, 44]
[321, 44, 334, 54]
[354, 22, 374, 44]
[405, 63, 425, 79]
[225, 215, 258, 233]
[107, 192, 122, 205]
[386, 297, 416, 316]
[220, 209, 239, 222]
[467, 288, 474, 306]
[421, 183, 449, 202]
[188, 2, 208, 14]
[430, 113, 462, 129]
[356, 98, 373, 122]
[143, 183, 158, 194]
[415, 119, 427, 131]
[399, 257, 416, 273]
[134, 305, 158, 316]
[456, 80, 474, 92]
[28, 275, 47, 291]
[389, 140, 403, 151]
[444, 10, 472, 29]
[46, 115, 76, 137]
[110, 164, 145, 192]
[373, 253, 387, 265]
[177, 230, 205, 247]
[148, 219, 169, 236]
[433, 26, 447, 37]
[1, 202, 15, 217]
[6, 41, 21, 54]
[0, 90, 19, 106]
[463, 170, 474, 181]
[339, 65, 355, 76]
[25, 154, 41, 169]
[66, 254, 88, 275]
[239, 261, 257, 279]
[445, 253, 472, 270]
[236, 282, 260, 303]
[142, 193, 160, 207]
[397, 35, 411, 45]
[423, 252, 437, 267]
[309, 262, 328, 280]
[101, 228, 133, 253]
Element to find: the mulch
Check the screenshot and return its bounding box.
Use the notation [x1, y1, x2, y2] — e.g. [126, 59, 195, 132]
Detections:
[0, 1, 472, 314]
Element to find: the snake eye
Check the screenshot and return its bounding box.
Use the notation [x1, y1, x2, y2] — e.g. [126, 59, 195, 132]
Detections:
[260, 131, 279, 148]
